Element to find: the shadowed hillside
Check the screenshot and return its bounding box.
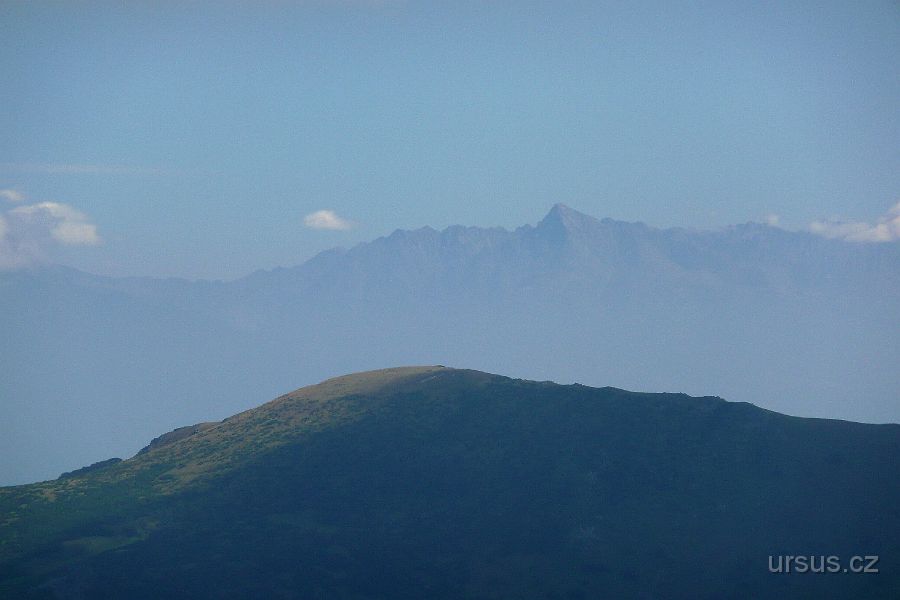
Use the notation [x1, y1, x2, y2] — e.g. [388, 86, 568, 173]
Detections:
[1, 367, 898, 599]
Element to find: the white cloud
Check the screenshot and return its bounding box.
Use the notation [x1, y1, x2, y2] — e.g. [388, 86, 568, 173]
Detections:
[809, 202, 900, 243]
[13, 201, 80, 220]
[304, 209, 354, 231]
[11, 202, 101, 246]
[50, 220, 101, 245]
[0, 199, 101, 269]
[764, 213, 780, 227]
[0, 189, 24, 203]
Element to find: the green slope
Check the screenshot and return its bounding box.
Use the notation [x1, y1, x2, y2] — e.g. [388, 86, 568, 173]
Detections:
[1, 367, 898, 599]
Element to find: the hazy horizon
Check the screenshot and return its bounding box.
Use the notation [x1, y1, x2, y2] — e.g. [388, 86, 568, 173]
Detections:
[3, 201, 898, 485]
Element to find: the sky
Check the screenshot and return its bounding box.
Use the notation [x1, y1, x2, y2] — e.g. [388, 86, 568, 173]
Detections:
[0, 0, 898, 279]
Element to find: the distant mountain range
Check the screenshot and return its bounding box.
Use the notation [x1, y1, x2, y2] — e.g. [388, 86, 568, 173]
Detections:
[2, 205, 898, 485]
[1, 367, 898, 599]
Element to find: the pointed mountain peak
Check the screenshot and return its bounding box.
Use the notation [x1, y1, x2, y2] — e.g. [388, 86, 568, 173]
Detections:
[546, 202, 577, 218]
[537, 203, 599, 233]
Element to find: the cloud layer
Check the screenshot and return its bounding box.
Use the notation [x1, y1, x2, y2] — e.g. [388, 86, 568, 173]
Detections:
[0, 163, 163, 175]
[304, 209, 354, 231]
[809, 202, 900, 243]
[0, 194, 100, 269]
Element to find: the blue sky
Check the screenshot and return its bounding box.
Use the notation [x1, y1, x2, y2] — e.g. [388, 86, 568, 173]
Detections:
[0, 1, 898, 279]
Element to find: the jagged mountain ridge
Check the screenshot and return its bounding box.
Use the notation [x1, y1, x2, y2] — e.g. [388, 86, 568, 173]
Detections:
[244, 203, 896, 295]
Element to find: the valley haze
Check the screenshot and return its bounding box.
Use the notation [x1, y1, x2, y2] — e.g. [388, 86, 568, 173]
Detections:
[2, 205, 898, 486]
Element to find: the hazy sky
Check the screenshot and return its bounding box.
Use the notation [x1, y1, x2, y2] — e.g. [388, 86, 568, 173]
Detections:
[1, 1, 898, 279]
